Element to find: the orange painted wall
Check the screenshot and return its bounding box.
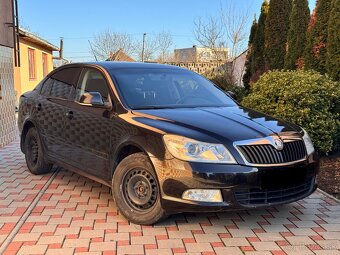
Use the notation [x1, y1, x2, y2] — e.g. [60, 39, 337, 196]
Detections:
[13, 38, 54, 101]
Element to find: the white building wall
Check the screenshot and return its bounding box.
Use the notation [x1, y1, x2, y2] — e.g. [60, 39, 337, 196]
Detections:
[0, 46, 17, 147]
[174, 47, 229, 62]
[232, 51, 247, 87]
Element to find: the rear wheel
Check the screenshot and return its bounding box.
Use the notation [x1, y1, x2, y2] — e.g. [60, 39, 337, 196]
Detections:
[24, 127, 53, 175]
[112, 153, 167, 225]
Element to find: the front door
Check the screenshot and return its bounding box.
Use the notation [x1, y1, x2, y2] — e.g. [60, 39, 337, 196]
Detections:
[63, 67, 113, 180]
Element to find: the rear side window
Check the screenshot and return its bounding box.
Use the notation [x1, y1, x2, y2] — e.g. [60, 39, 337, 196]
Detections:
[41, 67, 81, 99]
[49, 79, 72, 99]
[41, 78, 53, 96]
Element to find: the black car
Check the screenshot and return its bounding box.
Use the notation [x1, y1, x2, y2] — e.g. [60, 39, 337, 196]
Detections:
[18, 62, 318, 224]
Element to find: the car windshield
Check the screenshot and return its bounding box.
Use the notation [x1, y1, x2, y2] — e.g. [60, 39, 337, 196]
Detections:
[111, 68, 237, 109]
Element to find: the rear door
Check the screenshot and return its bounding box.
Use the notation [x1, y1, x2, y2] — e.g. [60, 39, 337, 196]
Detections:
[34, 67, 82, 159]
[62, 67, 113, 180]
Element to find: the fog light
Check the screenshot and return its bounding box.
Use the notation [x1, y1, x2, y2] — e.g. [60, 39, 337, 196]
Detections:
[182, 189, 223, 202]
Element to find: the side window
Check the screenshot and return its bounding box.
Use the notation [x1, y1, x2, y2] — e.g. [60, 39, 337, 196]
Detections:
[48, 67, 81, 99]
[76, 69, 110, 103]
[41, 78, 54, 96]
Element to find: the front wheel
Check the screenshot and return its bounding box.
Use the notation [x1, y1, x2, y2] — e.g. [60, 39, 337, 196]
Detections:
[112, 153, 167, 225]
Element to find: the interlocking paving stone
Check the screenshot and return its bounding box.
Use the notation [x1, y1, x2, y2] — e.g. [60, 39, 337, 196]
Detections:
[0, 138, 339, 254]
[251, 241, 281, 251]
[214, 246, 243, 255]
[314, 250, 340, 255]
[282, 245, 314, 255]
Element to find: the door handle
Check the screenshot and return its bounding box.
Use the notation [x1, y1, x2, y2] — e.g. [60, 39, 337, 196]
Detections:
[65, 111, 73, 120]
[36, 103, 42, 111]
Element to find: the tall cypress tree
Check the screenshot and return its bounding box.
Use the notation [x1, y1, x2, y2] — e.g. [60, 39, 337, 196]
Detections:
[243, 15, 258, 90]
[304, 0, 332, 73]
[252, 0, 270, 80]
[304, 9, 317, 69]
[326, 0, 340, 80]
[265, 0, 292, 70]
[284, 0, 310, 69]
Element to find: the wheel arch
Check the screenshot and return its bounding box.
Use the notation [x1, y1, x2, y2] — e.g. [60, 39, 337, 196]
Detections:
[111, 141, 150, 178]
[20, 118, 46, 154]
[20, 119, 36, 153]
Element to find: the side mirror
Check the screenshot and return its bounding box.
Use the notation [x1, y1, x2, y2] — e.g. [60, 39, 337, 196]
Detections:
[79, 92, 104, 107]
[226, 91, 236, 100]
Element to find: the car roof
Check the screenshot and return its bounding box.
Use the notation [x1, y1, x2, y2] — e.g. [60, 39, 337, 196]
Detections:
[62, 61, 185, 71]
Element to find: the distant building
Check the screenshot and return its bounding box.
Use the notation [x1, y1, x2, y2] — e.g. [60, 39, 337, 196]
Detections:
[13, 28, 59, 102]
[164, 46, 229, 75]
[174, 46, 229, 63]
[53, 58, 70, 69]
[0, 0, 17, 147]
[165, 62, 225, 75]
[231, 50, 247, 87]
[106, 48, 135, 62]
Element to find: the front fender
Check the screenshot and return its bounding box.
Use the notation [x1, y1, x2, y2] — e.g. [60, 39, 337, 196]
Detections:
[109, 131, 174, 178]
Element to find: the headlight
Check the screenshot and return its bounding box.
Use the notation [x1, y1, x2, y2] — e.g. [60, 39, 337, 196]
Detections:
[163, 135, 236, 163]
[302, 128, 315, 155]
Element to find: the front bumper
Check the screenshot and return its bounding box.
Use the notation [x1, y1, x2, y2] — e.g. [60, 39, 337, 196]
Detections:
[150, 153, 319, 213]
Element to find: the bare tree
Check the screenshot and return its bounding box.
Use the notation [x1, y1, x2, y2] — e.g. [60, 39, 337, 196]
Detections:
[91, 30, 135, 60]
[91, 30, 173, 62]
[134, 34, 158, 62]
[155, 31, 173, 63]
[193, 0, 249, 85]
[193, 16, 226, 62]
[134, 31, 173, 62]
[194, 16, 225, 50]
[220, 0, 249, 60]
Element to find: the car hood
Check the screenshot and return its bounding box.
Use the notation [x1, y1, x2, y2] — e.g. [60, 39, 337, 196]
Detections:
[131, 105, 302, 143]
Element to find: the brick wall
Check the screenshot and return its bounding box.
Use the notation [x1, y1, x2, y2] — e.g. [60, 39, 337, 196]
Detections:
[0, 45, 16, 147]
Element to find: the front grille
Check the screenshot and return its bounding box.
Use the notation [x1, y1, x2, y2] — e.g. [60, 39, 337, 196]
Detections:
[235, 178, 313, 206]
[238, 140, 306, 165]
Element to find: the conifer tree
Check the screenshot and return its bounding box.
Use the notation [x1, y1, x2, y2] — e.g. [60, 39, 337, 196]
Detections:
[265, 0, 292, 70]
[243, 15, 258, 90]
[252, 0, 270, 80]
[304, 0, 332, 73]
[284, 0, 310, 69]
[326, 0, 340, 80]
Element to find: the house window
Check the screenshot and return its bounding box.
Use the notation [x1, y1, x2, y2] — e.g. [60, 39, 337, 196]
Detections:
[42, 53, 48, 77]
[28, 48, 36, 80]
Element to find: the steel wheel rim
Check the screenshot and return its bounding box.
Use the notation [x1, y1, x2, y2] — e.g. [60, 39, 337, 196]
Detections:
[28, 136, 39, 165]
[122, 168, 158, 211]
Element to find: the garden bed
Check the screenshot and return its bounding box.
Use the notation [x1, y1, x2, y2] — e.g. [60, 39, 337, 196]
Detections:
[317, 152, 340, 199]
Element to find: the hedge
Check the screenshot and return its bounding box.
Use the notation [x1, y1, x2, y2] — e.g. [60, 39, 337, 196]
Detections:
[242, 70, 339, 153]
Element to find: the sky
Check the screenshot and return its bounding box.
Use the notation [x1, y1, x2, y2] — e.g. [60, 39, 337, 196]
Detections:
[18, 0, 316, 62]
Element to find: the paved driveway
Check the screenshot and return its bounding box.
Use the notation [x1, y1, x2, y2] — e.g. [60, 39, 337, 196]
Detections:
[0, 139, 339, 255]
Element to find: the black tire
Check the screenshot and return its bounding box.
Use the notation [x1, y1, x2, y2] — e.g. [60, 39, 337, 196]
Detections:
[24, 127, 53, 175]
[112, 153, 167, 225]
